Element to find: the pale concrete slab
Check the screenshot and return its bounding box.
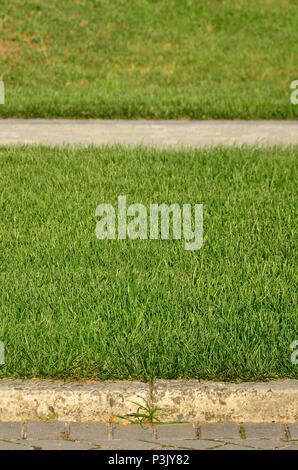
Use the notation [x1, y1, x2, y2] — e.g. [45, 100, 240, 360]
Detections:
[0, 120, 297, 147]
[0, 379, 150, 423]
[0, 379, 297, 423]
[152, 380, 298, 423]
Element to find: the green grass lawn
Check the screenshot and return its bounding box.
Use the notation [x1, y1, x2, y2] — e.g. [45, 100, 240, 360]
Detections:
[0, 0, 297, 119]
[0, 144, 297, 381]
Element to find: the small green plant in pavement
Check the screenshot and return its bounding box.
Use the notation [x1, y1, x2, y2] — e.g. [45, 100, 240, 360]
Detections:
[117, 397, 175, 425]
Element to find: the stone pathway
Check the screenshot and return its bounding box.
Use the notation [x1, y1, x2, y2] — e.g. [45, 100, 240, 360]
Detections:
[0, 422, 297, 450]
[0, 120, 297, 147]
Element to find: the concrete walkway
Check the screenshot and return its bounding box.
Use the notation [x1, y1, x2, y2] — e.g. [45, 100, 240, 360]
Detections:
[0, 120, 297, 147]
[0, 422, 297, 450]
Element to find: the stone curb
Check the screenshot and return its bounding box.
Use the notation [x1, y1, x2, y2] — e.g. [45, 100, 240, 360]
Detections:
[0, 120, 297, 146]
[0, 380, 297, 423]
[152, 380, 298, 423]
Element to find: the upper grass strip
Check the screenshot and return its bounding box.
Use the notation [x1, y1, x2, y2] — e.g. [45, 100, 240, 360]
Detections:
[0, 0, 297, 119]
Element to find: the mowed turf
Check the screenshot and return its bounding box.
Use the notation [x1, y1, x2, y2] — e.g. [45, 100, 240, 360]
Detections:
[0, 145, 297, 381]
[0, 0, 297, 119]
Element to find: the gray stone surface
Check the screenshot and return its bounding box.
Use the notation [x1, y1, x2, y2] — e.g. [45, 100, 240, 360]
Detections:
[156, 423, 196, 440]
[23, 439, 93, 450]
[156, 446, 186, 450]
[0, 440, 29, 450]
[0, 420, 297, 449]
[0, 421, 298, 450]
[26, 420, 66, 439]
[70, 422, 108, 442]
[98, 440, 159, 450]
[227, 439, 291, 450]
[288, 424, 298, 440]
[112, 424, 153, 440]
[199, 423, 239, 439]
[0, 120, 297, 147]
[0, 422, 21, 439]
[243, 423, 285, 440]
[155, 439, 223, 450]
[216, 444, 254, 450]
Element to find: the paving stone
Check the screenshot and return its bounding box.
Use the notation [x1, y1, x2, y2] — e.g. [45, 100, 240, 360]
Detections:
[113, 424, 153, 440]
[97, 440, 159, 450]
[0, 420, 293, 450]
[156, 439, 223, 450]
[156, 424, 196, 440]
[23, 439, 93, 450]
[0, 422, 21, 439]
[288, 424, 298, 440]
[280, 445, 298, 450]
[215, 444, 254, 450]
[227, 439, 289, 450]
[0, 440, 29, 450]
[155, 446, 187, 450]
[199, 423, 239, 439]
[243, 423, 285, 439]
[69, 422, 108, 443]
[155, 447, 185, 450]
[26, 421, 66, 439]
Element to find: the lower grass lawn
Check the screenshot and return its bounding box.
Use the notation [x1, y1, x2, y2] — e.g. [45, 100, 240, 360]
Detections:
[0, 144, 297, 381]
[0, 0, 297, 119]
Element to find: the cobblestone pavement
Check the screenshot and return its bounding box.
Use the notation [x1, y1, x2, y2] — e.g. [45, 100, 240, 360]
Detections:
[0, 120, 297, 147]
[0, 422, 297, 450]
